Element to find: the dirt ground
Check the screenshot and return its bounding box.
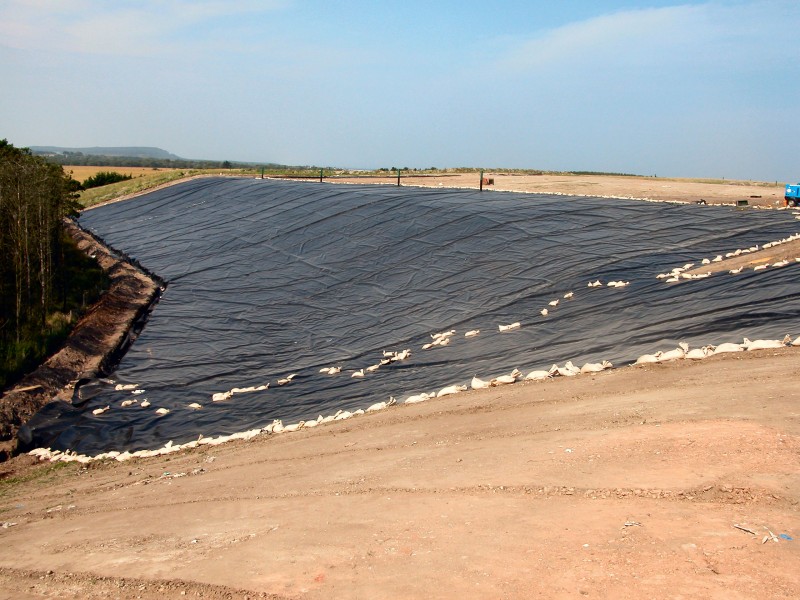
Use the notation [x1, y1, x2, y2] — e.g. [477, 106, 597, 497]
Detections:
[0, 176, 799, 599]
[1, 349, 798, 599]
[330, 172, 788, 207]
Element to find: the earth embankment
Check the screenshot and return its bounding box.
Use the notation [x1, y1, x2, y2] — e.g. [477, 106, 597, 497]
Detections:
[0, 219, 162, 460]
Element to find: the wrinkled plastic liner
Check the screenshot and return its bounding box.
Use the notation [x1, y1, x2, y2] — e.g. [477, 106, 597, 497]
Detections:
[27, 178, 800, 454]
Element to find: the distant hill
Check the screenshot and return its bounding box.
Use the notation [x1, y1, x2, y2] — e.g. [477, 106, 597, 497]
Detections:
[29, 145, 307, 171]
[30, 146, 182, 160]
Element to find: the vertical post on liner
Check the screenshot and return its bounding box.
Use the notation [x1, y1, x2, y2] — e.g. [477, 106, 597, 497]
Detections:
[397, 168, 401, 187]
[319, 169, 324, 183]
[480, 170, 484, 191]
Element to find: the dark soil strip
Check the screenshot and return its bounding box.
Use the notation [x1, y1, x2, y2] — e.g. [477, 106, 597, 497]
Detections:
[0, 566, 288, 600]
[0, 218, 165, 460]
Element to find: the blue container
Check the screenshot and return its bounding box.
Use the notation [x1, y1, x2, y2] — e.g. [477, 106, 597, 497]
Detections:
[785, 183, 800, 206]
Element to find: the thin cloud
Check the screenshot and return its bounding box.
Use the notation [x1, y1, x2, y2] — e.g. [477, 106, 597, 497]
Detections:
[501, 5, 697, 71]
[497, 2, 799, 74]
[0, 0, 290, 56]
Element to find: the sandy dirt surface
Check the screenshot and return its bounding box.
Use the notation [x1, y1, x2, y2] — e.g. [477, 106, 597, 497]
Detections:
[1, 175, 799, 599]
[330, 172, 788, 207]
[683, 241, 800, 277]
[1, 349, 798, 599]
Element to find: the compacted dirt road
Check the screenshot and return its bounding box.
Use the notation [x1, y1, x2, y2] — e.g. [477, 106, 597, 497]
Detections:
[1, 349, 799, 599]
[0, 175, 798, 599]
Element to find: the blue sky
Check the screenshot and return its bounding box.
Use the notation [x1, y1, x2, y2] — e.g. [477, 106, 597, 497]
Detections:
[1, 0, 798, 181]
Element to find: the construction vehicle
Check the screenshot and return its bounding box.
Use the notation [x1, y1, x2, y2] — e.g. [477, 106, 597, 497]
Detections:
[785, 183, 800, 206]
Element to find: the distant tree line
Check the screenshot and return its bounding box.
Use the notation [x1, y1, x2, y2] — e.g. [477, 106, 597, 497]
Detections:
[0, 140, 108, 388]
[36, 151, 285, 171]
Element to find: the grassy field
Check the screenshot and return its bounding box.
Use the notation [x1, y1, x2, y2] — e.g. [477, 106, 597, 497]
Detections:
[77, 169, 196, 207]
[76, 168, 266, 208]
[64, 165, 183, 182]
[74, 166, 340, 208]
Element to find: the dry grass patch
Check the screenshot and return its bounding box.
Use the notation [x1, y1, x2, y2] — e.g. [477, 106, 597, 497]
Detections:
[64, 165, 182, 182]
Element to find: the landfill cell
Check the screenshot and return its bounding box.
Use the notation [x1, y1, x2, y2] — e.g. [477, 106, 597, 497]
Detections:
[26, 178, 800, 454]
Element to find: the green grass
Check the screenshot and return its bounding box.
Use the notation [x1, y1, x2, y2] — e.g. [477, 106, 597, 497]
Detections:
[1, 317, 73, 389]
[78, 169, 207, 208]
[0, 461, 74, 500]
[0, 231, 109, 389]
[78, 167, 334, 208]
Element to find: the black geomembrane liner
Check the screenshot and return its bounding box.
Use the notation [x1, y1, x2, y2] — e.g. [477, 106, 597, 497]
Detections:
[25, 178, 800, 454]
